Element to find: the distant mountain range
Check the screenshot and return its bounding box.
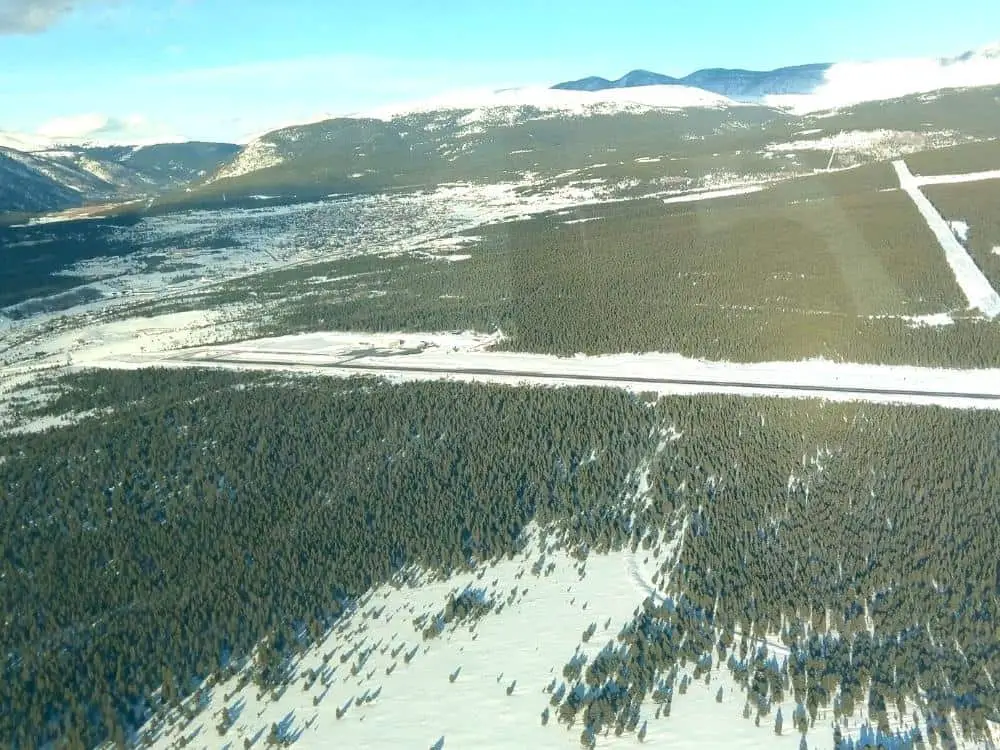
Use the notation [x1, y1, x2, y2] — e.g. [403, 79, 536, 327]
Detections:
[4, 41, 1000, 217]
[553, 63, 833, 100]
[553, 42, 1000, 106]
[0, 138, 239, 214]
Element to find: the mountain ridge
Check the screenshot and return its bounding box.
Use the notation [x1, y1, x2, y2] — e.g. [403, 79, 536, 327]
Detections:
[553, 41, 1000, 108]
[555, 62, 832, 99]
[0, 139, 240, 214]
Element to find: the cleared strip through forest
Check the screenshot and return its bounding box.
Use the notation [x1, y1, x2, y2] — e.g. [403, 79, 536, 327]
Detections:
[91, 345, 1000, 410]
[893, 159, 1000, 317]
[913, 169, 1000, 186]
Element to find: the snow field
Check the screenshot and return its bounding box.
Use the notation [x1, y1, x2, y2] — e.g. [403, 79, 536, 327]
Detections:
[145, 529, 653, 749]
[136, 514, 996, 749]
[766, 129, 957, 164]
[139, 518, 913, 750]
[949, 220, 971, 243]
[357, 84, 738, 123]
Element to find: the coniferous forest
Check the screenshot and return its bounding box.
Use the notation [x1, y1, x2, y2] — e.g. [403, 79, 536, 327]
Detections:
[3, 369, 1000, 747]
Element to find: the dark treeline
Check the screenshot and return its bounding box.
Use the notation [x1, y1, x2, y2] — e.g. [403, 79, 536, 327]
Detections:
[4, 370, 1000, 747]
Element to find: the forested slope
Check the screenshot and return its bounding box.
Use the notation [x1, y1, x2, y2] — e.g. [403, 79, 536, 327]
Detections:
[4, 370, 1000, 747]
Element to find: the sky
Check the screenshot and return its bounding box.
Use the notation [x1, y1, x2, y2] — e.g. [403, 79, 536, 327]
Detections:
[2, 0, 999, 144]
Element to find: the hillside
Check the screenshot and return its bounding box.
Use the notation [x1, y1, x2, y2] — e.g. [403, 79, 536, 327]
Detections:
[0, 150, 84, 213]
[172, 83, 998, 209]
[188, 88, 785, 205]
[0, 138, 239, 214]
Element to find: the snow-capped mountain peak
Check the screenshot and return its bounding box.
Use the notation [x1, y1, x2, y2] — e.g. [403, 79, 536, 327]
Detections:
[355, 84, 739, 122]
[552, 41, 1000, 114]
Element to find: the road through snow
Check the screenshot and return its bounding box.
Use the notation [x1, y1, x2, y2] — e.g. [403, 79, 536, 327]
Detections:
[85, 331, 1000, 411]
[893, 159, 1000, 317]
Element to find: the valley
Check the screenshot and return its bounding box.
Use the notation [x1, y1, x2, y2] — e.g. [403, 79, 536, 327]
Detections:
[4, 34, 1000, 750]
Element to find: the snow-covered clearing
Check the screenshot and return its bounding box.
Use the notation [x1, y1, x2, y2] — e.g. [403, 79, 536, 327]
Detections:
[2, 309, 238, 377]
[993, 246, 1000, 257]
[893, 159, 1000, 317]
[207, 139, 283, 183]
[662, 185, 764, 204]
[140, 521, 935, 750]
[79, 329, 1000, 411]
[949, 220, 970, 243]
[902, 312, 955, 328]
[145, 529, 651, 749]
[766, 129, 956, 164]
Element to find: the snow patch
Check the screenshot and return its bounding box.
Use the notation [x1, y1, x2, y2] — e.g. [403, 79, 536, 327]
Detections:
[949, 220, 970, 243]
[208, 139, 283, 183]
[357, 84, 739, 123]
[662, 185, 765, 204]
[76, 156, 116, 184]
[143, 527, 652, 750]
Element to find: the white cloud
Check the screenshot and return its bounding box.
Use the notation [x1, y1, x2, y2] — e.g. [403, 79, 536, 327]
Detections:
[133, 53, 573, 141]
[141, 53, 562, 98]
[0, 0, 117, 33]
[35, 112, 184, 145]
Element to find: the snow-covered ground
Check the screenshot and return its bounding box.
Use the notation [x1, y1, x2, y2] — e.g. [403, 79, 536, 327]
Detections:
[141, 522, 941, 750]
[207, 139, 283, 183]
[893, 159, 1000, 317]
[0, 309, 241, 435]
[71, 329, 1000, 411]
[358, 84, 739, 123]
[912, 168, 1000, 185]
[662, 185, 764, 204]
[765, 129, 958, 165]
[949, 220, 971, 243]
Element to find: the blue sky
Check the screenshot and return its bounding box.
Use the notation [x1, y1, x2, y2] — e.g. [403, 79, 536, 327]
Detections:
[2, 0, 999, 143]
